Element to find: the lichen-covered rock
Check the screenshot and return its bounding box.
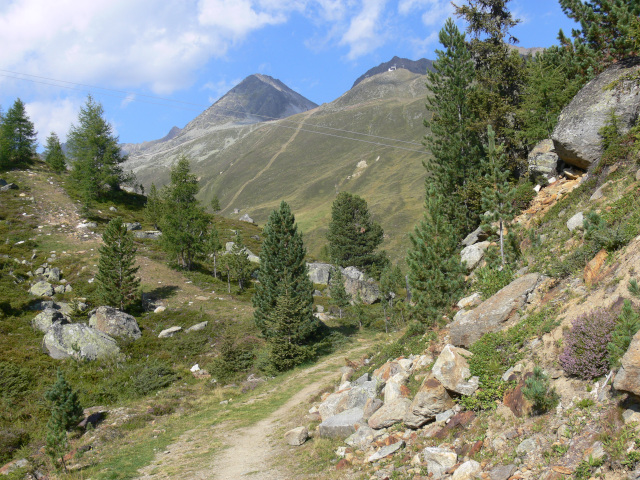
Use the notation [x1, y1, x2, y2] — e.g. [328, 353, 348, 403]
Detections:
[29, 281, 54, 297]
[42, 323, 120, 360]
[186, 321, 208, 332]
[528, 139, 559, 179]
[460, 241, 491, 271]
[552, 57, 640, 169]
[32, 308, 70, 332]
[367, 398, 411, 430]
[341, 266, 379, 304]
[449, 273, 542, 347]
[306, 262, 333, 285]
[89, 306, 141, 340]
[158, 326, 182, 338]
[567, 212, 584, 231]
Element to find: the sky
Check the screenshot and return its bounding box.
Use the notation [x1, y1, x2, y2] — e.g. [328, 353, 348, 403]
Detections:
[0, 0, 579, 148]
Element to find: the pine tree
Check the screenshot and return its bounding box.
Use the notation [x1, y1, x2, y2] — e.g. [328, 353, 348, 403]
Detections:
[559, 0, 640, 68]
[159, 156, 208, 270]
[454, 0, 526, 165]
[327, 192, 384, 273]
[226, 233, 252, 292]
[424, 18, 482, 236]
[95, 217, 140, 311]
[267, 285, 314, 371]
[67, 95, 130, 207]
[481, 125, 517, 265]
[210, 195, 221, 212]
[1, 98, 37, 168]
[329, 266, 350, 319]
[407, 183, 466, 324]
[608, 299, 640, 368]
[253, 201, 316, 342]
[45, 370, 83, 471]
[43, 132, 67, 173]
[205, 223, 223, 278]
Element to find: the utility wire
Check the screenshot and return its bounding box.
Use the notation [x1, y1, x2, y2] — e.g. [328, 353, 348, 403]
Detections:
[0, 69, 427, 153]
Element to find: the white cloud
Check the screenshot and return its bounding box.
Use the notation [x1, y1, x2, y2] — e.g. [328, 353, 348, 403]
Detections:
[198, 0, 288, 38]
[398, 0, 453, 26]
[340, 0, 389, 60]
[121, 93, 136, 108]
[410, 30, 439, 55]
[24, 97, 82, 147]
[202, 77, 242, 102]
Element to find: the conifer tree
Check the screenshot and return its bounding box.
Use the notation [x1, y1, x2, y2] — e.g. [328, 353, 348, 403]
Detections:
[210, 195, 221, 212]
[67, 95, 129, 207]
[226, 233, 252, 292]
[1, 98, 37, 168]
[144, 183, 164, 230]
[329, 266, 350, 319]
[608, 299, 640, 368]
[253, 201, 316, 342]
[95, 217, 140, 311]
[481, 125, 517, 265]
[205, 223, 223, 278]
[0, 106, 8, 170]
[159, 156, 208, 270]
[424, 18, 482, 236]
[45, 370, 83, 471]
[407, 183, 466, 324]
[327, 192, 384, 273]
[43, 132, 67, 173]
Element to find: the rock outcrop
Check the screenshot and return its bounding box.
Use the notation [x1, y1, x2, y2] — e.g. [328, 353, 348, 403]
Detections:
[613, 329, 640, 397]
[32, 308, 70, 333]
[307, 262, 332, 285]
[449, 273, 542, 347]
[528, 139, 559, 180]
[552, 57, 640, 169]
[342, 267, 380, 304]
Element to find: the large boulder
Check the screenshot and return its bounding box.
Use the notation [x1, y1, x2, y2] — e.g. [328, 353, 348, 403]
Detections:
[342, 267, 379, 304]
[317, 407, 364, 438]
[404, 376, 454, 429]
[432, 345, 478, 396]
[306, 263, 333, 285]
[460, 241, 491, 271]
[552, 57, 640, 169]
[449, 273, 542, 347]
[32, 308, 70, 333]
[421, 447, 457, 479]
[613, 329, 640, 397]
[42, 323, 120, 361]
[527, 139, 559, 179]
[367, 398, 411, 430]
[88, 306, 141, 340]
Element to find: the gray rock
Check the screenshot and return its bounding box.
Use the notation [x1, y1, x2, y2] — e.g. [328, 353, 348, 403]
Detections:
[133, 230, 162, 239]
[158, 326, 182, 338]
[460, 241, 491, 271]
[54, 285, 66, 294]
[528, 139, 559, 179]
[307, 262, 333, 285]
[363, 397, 383, 420]
[353, 373, 371, 385]
[516, 437, 538, 455]
[65, 284, 73, 293]
[89, 306, 141, 340]
[239, 213, 254, 223]
[109, 206, 117, 212]
[435, 409, 455, 423]
[318, 389, 350, 421]
[368, 440, 405, 463]
[613, 329, 640, 396]
[186, 321, 208, 332]
[342, 266, 379, 304]
[42, 323, 120, 360]
[449, 273, 542, 347]
[0, 182, 18, 191]
[317, 407, 365, 438]
[47, 267, 61, 282]
[421, 447, 457, 479]
[489, 464, 517, 480]
[461, 226, 488, 247]
[284, 426, 308, 446]
[346, 384, 377, 410]
[76, 221, 97, 229]
[314, 290, 323, 297]
[30, 281, 54, 297]
[368, 398, 411, 430]
[124, 222, 141, 231]
[432, 344, 477, 396]
[552, 57, 640, 169]
[452, 460, 482, 480]
[590, 181, 610, 201]
[567, 212, 584, 231]
[345, 424, 375, 449]
[404, 376, 454, 429]
[457, 292, 482, 310]
[32, 308, 70, 332]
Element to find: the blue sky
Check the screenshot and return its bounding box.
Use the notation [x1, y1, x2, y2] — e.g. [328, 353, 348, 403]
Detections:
[0, 0, 578, 148]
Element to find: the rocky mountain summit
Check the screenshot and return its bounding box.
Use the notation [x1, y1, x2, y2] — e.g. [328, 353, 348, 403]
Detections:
[352, 56, 434, 89]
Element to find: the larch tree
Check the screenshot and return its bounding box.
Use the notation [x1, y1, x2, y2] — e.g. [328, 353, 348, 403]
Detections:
[329, 266, 350, 319]
[43, 132, 67, 173]
[327, 192, 385, 274]
[95, 217, 140, 311]
[144, 183, 164, 230]
[253, 201, 316, 348]
[67, 95, 130, 208]
[225, 232, 252, 292]
[205, 222, 223, 278]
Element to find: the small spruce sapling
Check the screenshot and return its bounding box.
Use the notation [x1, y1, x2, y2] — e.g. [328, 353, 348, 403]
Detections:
[45, 370, 83, 472]
[522, 367, 559, 414]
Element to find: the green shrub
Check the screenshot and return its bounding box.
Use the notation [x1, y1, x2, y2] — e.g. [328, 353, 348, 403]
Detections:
[522, 367, 559, 414]
[608, 299, 640, 368]
[129, 363, 177, 397]
[474, 263, 514, 300]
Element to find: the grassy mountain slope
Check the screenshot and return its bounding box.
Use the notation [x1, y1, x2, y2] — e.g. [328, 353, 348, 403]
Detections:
[125, 69, 431, 264]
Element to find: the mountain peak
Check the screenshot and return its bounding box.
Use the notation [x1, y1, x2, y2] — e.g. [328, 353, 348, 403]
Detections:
[352, 56, 433, 89]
